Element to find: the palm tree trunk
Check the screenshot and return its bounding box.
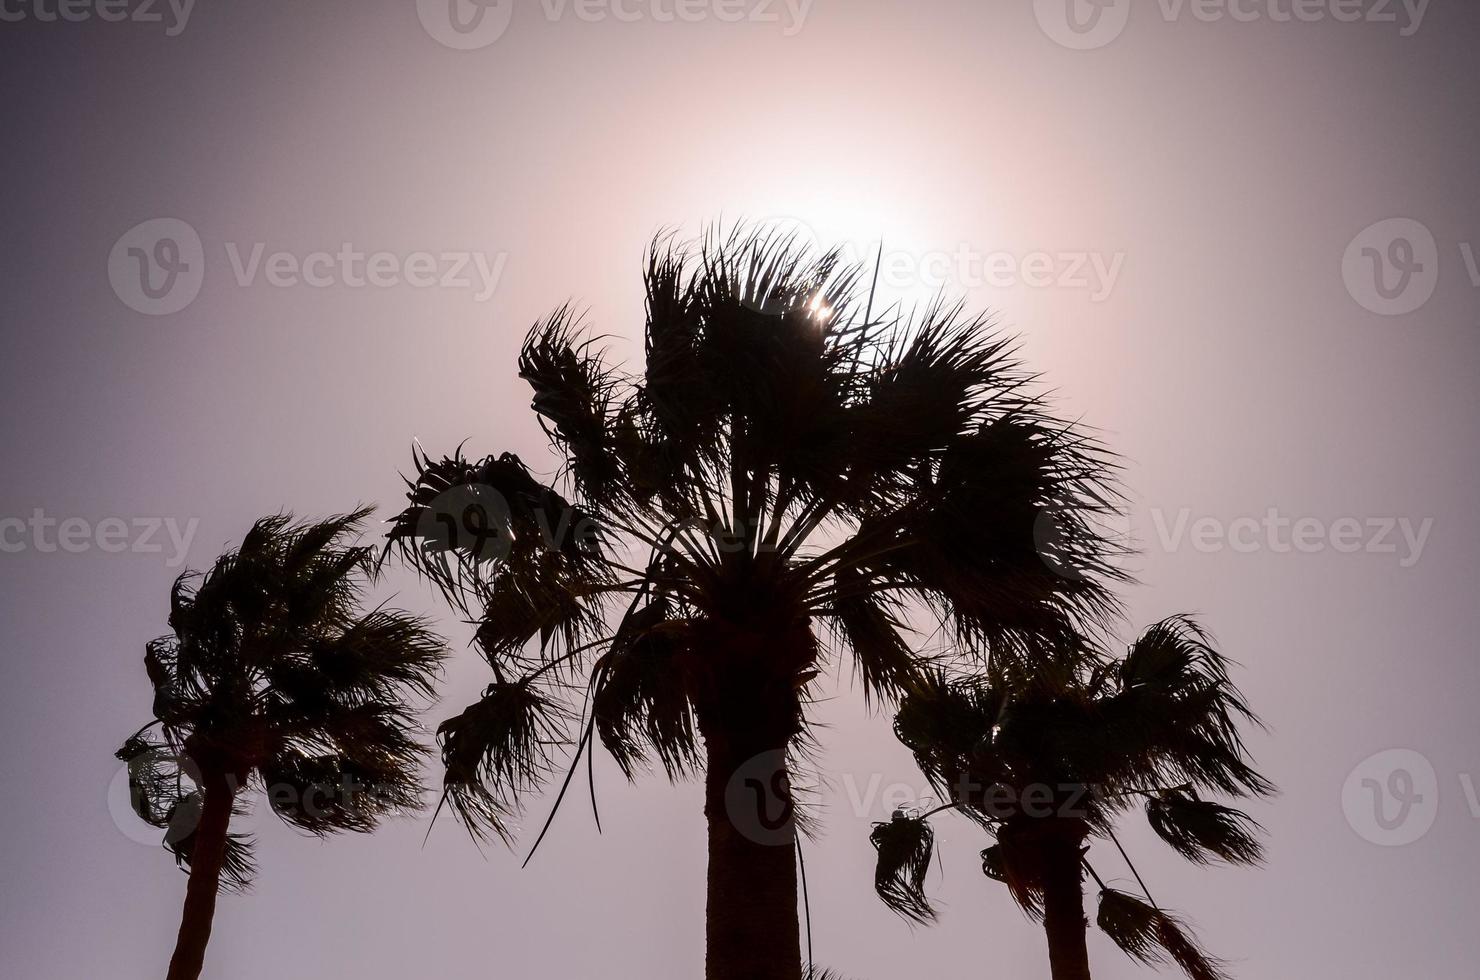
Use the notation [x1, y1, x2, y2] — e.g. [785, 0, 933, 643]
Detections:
[166, 772, 235, 980]
[1040, 826, 1092, 980]
[702, 731, 802, 980]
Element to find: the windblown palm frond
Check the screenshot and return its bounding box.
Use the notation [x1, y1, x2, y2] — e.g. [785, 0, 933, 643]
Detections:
[591, 596, 700, 780]
[1145, 788, 1264, 866]
[1103, 617, 1274, 800]
[434, 680, 569, 842]
[1097, 889, 1230, 980]
[869, 813, 937, 923]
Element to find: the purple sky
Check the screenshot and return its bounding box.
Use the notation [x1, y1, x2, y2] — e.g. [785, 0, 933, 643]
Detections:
[2, 2, 1479, 977]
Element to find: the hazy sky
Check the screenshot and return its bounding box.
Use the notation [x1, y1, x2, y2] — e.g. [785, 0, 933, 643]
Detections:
[2, 1, 1478, 978]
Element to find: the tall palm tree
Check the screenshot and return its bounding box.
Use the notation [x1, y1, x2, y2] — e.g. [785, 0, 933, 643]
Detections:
[115, 509, 447, 980]
[868, 616, 1271, 980]
[385, 226, 1124, 980]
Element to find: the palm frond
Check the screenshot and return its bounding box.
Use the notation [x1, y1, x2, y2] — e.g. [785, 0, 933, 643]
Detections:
[165, 817, 258, 894]
[434, 680, 570, 842]
[116, 733, 184, 828]
[474, 562, 608, 673]
[519, 307, 628, 506]
[869, 813, 937, 923]
[826, 570, 926, 708]
[591, 597, 699, 780]
[1097, 889, 1229, 980]
[1108, 617, 1273, 799]
[892, 673, 1003, 804]
[386, 449, 608, 610]
[1146, 788, 1264, 866]
[981, 826, 1050, 919]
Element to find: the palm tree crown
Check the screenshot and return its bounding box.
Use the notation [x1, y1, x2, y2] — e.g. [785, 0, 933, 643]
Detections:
[385, 226, 1127, 979]
[390, 226, 1123, 830]
[117, 508, 446, 900]
[870, 616, 1272, 980]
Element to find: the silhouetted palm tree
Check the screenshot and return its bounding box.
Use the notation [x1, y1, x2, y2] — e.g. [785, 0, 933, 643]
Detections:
[116, 509, 447, 980]
[869, 616, 1271, 980]
[386, 227, 1124, 980]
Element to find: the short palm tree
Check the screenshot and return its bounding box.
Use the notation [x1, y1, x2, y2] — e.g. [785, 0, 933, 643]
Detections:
[868, 616, 1271, 980]
[385, 227, 1125, 980]
[116, 509, 447, 980]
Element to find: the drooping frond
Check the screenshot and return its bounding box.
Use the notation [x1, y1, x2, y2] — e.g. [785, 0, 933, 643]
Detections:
[434, 680, 570, 842]
[1097, 889, 1230, 980]
[474, 563, 608, 672]
[591, 597, 699, 780]
[117, 732, 185, 828]
[869, 813, 937, 923]
[386, 449, 609, 613]
[981, 816, 1071, 921]
[827, 569, 926, 708]
[163, 803, 258, 894]
[1145, 788, 1264, 866]
[1106, 616, 1273, 799]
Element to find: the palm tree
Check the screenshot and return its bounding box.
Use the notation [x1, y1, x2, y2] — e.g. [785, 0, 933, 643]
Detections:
[384, 226, 1124, 980]
[115, 509, 447, 980]
[868, 616, 1271, 980]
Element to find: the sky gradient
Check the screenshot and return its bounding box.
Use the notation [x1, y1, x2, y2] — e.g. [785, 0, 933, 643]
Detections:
[2, 1, 1478, 977]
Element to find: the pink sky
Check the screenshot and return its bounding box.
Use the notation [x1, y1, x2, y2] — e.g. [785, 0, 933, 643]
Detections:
[2, 1, 1478, 977]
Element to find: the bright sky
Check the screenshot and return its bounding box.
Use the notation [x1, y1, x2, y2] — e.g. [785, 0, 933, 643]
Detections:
[2, 2, 1478, 978]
